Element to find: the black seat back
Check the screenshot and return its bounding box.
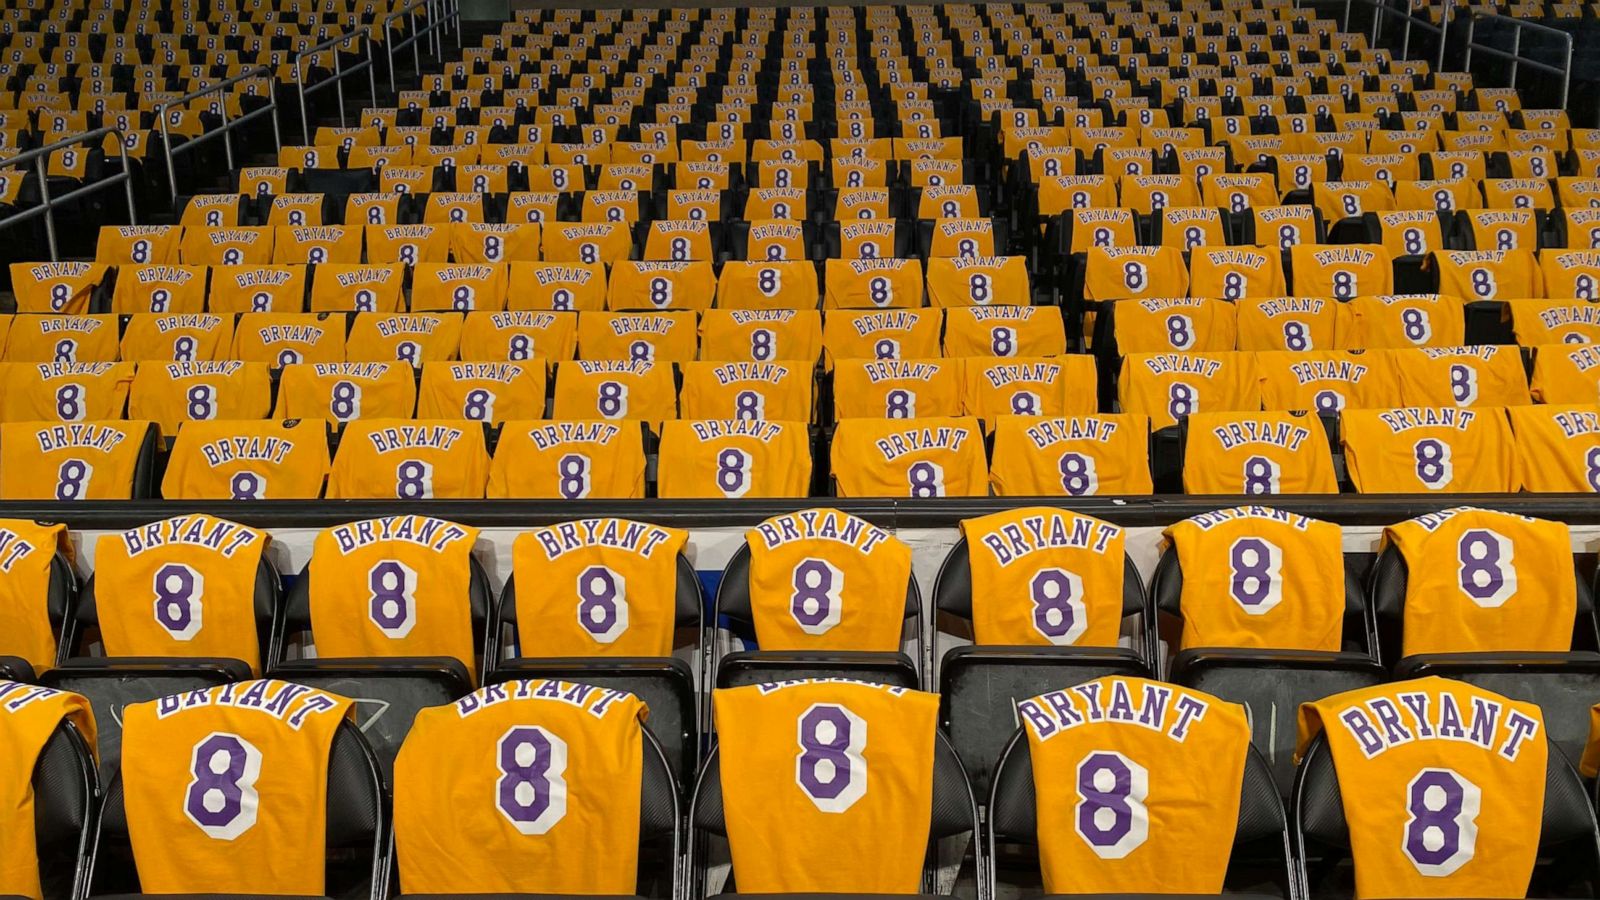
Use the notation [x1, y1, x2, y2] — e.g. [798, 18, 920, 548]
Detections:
[989, 730, 1292, 898]
[33, 718, 97, 900]
[91, 719, 389, 899]
[1370, 543, 1598, 665]
[1295, 733, 1600, 899]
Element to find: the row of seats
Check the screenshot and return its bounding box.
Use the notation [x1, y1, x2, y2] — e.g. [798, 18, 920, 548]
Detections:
[3, 504, 1598, 796]
[7, 672, 1600, 900]
[1, 399, 1597, 500]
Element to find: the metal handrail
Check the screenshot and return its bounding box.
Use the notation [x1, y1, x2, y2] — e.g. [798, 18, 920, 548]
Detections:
[293, 23, 379, 140]
[383, 0, 461, 94]
[1343, 0, 1450, 69]
[1463, 13, 1574, 109]
[153, 65, 282, 203]
[0, 126, 137, 261]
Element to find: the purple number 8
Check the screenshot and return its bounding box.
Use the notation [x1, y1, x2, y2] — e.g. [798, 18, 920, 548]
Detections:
[497, 725, 568, 834]
[154, 562, 204, 640]
[576, 564, 628, 643]
[368, 560, 417, 637]
[184, 732, 261, 839]
[1030, 568, 1087, 644]
[1403, 768, 1480, 875]
[1456, 529, 1515, 608]
[790, 558, 843, 635]
[795, 703, 866, 812]
[1074, 750, 1149, 858]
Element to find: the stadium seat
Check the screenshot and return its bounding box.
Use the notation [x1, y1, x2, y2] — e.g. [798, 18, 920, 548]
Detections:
[489, 538, 704, 785]
[711, 522, 921, 691]
[1294, 732, 1600, 899]
[933, 521, 1153, 795]
[86, 716, 389, 899]
[1, 688, 97, 900]
[989, 729, 1293, 899]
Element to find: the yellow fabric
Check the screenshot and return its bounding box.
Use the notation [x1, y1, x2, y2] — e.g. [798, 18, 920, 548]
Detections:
[959, 356, 1097, 420]
[1118, 352, 1262, 430]
[309, 265, 405, 313]
[1163, 507, 1344, 651]
[926, 255, 1029, 307]
[364, 224, 449, 266]
[2, 316, 119, 363]
[831, 416, 989, 497]
[542, 222, 631, 264]
[1374, 211, 1446, 259]
[1507, 404, 1600, 492]
[230, 313, 346, 367]
[0, 521, 67, 672]
[345, 313, 464, 365]
[511, 520, 687, 656]
[1431, 249, 1541, 301]
[120, 314, 234, 363]
[94, 515, 267, 671]
[1235, 297, 1352, 352]
[1256, 350, 1400, 413]
[1385, 507, 1575, 656]
[309, 517, 480, 673]
[746, 508, 912, 651]
[161, 418, 330, 500]
[1507, 300, 1600, 346]
[274, 362, 417, 423]
[1580, 704, 1600, 777]
[551, 360, 676, 421]
[273, 225, 362, 265]
[657, 420, 811, 499]
[942, 305, 1066, 358]
[834, 359, 961, 419]
[1112, 297, 1237, 353]
[459, 310, 577, 362]
[824, 258, 925, 309]
[395, 680, 647, 894]
[823, 309, 941, 367]
[988, 413, 1153, 496]
[327, 419, 489, 499]
[95, 224, 182, 264]
[207, 266, 306, 314]
[677, 360, 813, 421]
[0, 420, 152, 500]
[487, 420, 646, 500]
[0, 361, 133, 423]
[177, 227, 274, 266]
[1348, 294, 1467, 348]
[121, 681, 352, 895]
[9, 262, 108, 314]
[1464, 210, 1541, 253]
[1182, 411, 1338, 494]
[715, 261, 820, 309]
[961, 507, 1125, 646]
[1082, 246, 1189, 302]
[1296, 677, 1545, 900]
[698, 309, 822, 363]
[713, 681, 938, 894]
[1289, 244, 1394, 300]
[410, 264, 508, 313]
[1392, 346, 1532, 408]
[641, 221, 716, 262]
[417, 362, 546, 423]
[1341, 407, 1519, 493]
[0, 681, 95, 900]
[507, 262, 608, 311]
[1532, 345, 1600, 403]
[925, 218, 996, 258]
[448, 223, 540, 265]
[128, 361, 271, 433]
[110, 264, 207, 315]
[1189, 247, 1286, 301]
[1018, 677, 1248, 894]
[577, 311, 697, 363]
[608, 261, 717, 312]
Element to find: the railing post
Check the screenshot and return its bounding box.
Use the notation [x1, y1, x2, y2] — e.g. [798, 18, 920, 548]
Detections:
[1464, 15, 1475, 70]
[33, 154, 55, 261]
[1510, 23, 1521, 86]
[1402, 0, 1413, 61]
[158, 103, 178, 204]
[333, 45, 346, 129]
[1437, 1, 1450, 71]
[1562, 32, 1573, 109]
[296, 56, 311, 142]
[1345, 0, 1353, 34]
[386, 14, 399, 96]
